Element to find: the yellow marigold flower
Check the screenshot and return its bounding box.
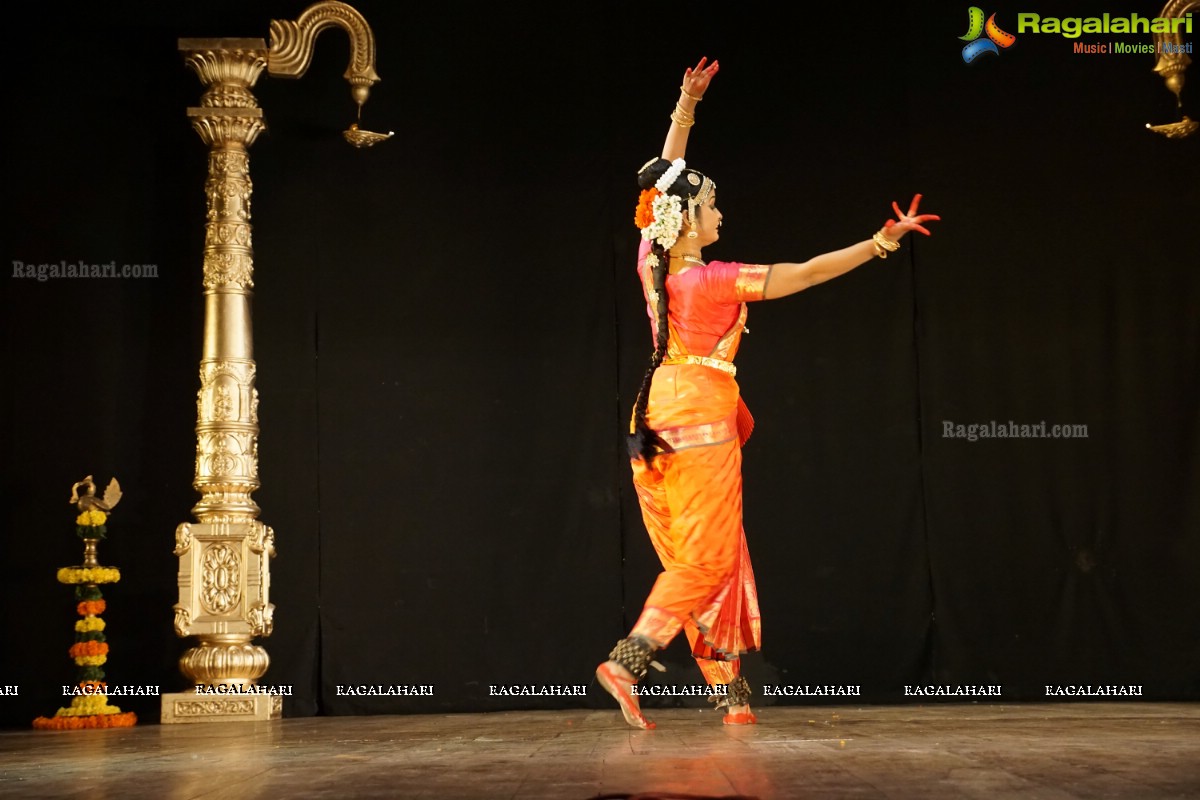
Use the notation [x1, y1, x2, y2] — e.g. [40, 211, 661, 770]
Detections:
[91, 567, 120, 584]
[75, 617, 106, 633]
[74, 655, 107, 667]
[57, 567, 121, 585]
[58, 701, 122, 717]
[76, 510, 107, 527]
[68, 694, 111, 714]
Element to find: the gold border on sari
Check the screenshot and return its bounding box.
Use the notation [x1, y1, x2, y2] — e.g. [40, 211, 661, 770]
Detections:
[662, 354, 736, 377]
[735, 264, 772, 302]
[657, 415, 738, 452]
[709, 304, 748, 362]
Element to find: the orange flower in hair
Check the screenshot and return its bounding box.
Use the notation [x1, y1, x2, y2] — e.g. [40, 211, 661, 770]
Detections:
[634, 188, 660, 229]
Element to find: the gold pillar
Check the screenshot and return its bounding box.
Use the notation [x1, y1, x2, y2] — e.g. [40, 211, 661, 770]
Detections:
[162, 2, 384, 725]
[162, 38, 277, 724]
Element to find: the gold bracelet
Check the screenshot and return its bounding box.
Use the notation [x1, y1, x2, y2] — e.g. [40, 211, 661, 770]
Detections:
[670, 103, 696, 128]
[872, 231, 900, 258]
[679, 85, 703, 102]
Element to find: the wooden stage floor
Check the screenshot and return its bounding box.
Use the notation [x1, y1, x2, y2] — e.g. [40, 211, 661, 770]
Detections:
[1, 703, 1197, 799]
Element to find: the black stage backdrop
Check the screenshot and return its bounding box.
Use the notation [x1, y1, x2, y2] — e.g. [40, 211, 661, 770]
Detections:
[2, 1, 1197, 728]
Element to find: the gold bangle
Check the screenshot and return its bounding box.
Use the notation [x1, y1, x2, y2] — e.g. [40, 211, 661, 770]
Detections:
[670, 103, 696, 128]
[872, 231, 900, 256]
[679, 86, 702, 102]
[873, 240, 887, 259]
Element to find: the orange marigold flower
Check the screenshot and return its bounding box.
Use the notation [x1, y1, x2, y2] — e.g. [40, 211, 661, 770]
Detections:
[634, 189, 660, 229]
[33, 711, 137, 730]
[77, 600, 106, 617]
[99, 711, 137, 728]
[69, 641, 110, 659]
[34, 715, 79, 730]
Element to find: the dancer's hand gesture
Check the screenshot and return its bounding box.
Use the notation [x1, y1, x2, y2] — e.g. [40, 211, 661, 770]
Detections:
[682, 56, 720, 100]
[881, 194, 941, 242]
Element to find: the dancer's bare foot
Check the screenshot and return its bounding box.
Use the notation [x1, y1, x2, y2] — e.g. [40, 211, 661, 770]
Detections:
[596, 659, 656, 730]
[722, 702, 757, 725]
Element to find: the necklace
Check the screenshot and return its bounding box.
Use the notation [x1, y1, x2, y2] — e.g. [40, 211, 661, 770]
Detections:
[671, 254, 706, 266]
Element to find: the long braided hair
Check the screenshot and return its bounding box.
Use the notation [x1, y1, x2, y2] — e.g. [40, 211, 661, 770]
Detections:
[628, 157, 714, 463]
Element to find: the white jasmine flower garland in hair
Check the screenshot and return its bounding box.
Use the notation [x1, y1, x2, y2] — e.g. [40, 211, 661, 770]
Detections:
[642, 193, 683, 250]
[655, 158, 687, 192]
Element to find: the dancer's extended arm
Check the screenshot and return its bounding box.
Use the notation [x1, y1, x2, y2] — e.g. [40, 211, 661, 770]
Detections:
[762, 195, 941, 299]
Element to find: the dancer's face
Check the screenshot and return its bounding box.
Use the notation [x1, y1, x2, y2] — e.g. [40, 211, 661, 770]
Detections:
[689, 191, 723, 247]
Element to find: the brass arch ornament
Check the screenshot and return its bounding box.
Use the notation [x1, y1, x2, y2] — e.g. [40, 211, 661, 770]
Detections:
[163, 1, 387, 725]
[268, 1, 394, 145]
[1147, 0, 1198, 138]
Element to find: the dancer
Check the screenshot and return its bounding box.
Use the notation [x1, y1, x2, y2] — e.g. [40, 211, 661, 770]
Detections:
[596, 57, 940, 729]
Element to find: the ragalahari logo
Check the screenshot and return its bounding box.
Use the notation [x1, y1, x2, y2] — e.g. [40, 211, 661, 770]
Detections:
[960, 7, 1017, 62]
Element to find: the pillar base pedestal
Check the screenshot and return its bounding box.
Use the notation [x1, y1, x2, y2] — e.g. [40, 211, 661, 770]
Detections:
[160, 691, 282, 724]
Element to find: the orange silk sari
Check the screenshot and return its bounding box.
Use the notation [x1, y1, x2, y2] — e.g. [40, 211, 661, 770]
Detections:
[629, 241, 771, 681]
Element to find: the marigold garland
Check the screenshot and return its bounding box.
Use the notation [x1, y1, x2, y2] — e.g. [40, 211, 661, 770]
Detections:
[57, 567, 121, 585]
[75, 511, 108, 540]
[56, 694, 120, 716]
[75, 617, 106, 633]
[77, 599, 106, 616]
[69, 641, 110, 659]
[76, 510, 107, 527]
[33, 711, 137, 730]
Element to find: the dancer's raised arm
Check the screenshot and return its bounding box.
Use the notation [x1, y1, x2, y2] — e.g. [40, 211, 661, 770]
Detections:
[661, 57, 719, 161]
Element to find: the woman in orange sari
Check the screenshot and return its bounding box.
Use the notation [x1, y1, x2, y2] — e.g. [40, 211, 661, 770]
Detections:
[596, 57, 940, 730]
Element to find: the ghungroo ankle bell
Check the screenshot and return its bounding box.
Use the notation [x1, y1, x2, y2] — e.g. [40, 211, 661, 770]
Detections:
[710, 674, 752, 709]
[608, 636, 657, 681]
